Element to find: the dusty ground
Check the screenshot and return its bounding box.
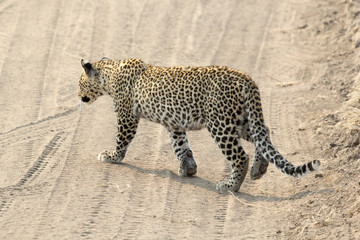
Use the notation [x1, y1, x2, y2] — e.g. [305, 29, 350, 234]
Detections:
[0, 0, 359, 239]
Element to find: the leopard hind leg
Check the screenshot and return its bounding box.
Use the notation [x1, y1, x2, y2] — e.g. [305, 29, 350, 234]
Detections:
[207, 121, 249, 192]
[238, 114, 269, 180]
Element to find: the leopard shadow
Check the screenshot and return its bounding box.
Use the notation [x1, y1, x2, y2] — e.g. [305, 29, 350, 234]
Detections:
[113, 162, 331, 202]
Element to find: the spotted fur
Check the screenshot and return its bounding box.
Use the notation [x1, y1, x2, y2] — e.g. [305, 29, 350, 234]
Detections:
[78, 58, 321, 192]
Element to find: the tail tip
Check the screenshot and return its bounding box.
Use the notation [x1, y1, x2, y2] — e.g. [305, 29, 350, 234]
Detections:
[312, 160, 321, 171]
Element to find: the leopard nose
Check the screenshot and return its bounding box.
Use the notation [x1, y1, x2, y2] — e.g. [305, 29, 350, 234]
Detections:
[81, 96, 90, 102]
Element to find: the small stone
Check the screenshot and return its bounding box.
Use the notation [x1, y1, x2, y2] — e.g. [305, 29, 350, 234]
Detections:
[356, 40, 360, 49]
[276, 230, 282, 234]
[315, 173, 324, 178]
[330, 143, 337, 148]
[297, 24, 308, 29]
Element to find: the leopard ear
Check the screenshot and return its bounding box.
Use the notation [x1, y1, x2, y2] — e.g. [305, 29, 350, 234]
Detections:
[81, 59, 93, 74]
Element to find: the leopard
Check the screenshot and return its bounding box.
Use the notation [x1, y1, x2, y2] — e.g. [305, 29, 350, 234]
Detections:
[78, 57, 321, 192]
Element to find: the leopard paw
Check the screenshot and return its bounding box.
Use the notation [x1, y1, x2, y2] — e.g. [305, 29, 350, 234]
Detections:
[216, 181, 241, 192]
[178, 150, 197, 176]
[98, 150, 126, 164]
[250, 159, 269, 180]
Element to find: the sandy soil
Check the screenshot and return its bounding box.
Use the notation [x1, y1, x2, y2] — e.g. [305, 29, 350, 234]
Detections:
[0, 0, 359, 239]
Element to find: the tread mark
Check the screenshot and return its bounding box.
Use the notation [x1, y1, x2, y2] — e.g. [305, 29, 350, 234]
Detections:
[0, 106, 77, 136]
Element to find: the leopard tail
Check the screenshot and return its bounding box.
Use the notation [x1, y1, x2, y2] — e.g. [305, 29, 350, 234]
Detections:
[246, 82, 321, 177]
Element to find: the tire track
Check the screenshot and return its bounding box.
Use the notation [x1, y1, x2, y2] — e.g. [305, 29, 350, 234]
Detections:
[115, 0, 239, 239]
[253, 11, 274, 76]
[62, 0, 96, 57]
[268, 88, 309, 167]
[0, 107, 78, 197]
[37, 0, 69, 121]
[161, 177, 185, 239]
[206, 2, 276, 238]
[276, 93, 300, 155]
[82, 2, 156, 237]
[211, 1, 238, 64]
[0, 132, 69, 218]
[1, 1, 60, 129]
[268, 91, 285, 151]
[33, 7, 103, 237]
[29, 1, 109, 237]
[157, 131, 232, 239]
[207, 156, 231, 238]
[0, 1, 75, 225]
[15, 132, 68, 187]
[78, 167, 111, 238]
[201, 2, 275, 238]
[0, 107, 78, 165]
[113, 122, 170, 239]
[162, 171, 183, 222]
[0, 0, 21, 81]
[0, 0, 314, 238]
[0, 132, 68, 191]
[31, 106, 84, 239]
[3, 0, 114, 238]
[33, 3, 60, 121]
[0, 106, 77, 136]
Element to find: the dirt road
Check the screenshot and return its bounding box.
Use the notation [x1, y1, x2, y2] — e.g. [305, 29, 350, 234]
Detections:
[1, 0, 359, 239]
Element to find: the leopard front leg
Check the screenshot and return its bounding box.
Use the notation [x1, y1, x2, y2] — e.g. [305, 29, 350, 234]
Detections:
[98, 113, 139, 164]
[168, 129, 197, 176]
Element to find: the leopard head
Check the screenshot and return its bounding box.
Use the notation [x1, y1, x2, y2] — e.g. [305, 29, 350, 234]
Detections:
[78, 59, 104, 104]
